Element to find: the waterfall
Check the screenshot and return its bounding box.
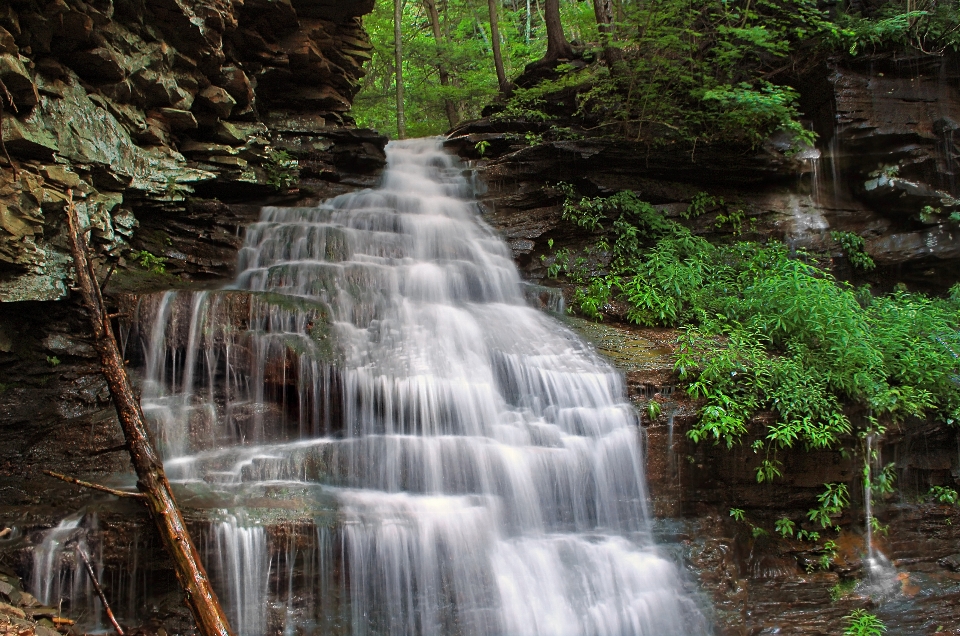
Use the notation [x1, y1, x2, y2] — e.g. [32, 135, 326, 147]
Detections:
[32, 515, 84, 607]
[31, 514, 103, 630]
[135, 138, 708, 635]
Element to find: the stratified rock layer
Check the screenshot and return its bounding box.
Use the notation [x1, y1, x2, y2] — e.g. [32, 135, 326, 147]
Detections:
[0, 0, 386, 302]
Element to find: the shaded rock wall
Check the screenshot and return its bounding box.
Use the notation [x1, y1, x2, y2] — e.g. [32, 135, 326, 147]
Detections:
[447, 54, 960, 290]
[0, 0, 386, 302]
[0, 1, 388, 615]
[456, 54, 960, 634]
[569, 318, 960, 635]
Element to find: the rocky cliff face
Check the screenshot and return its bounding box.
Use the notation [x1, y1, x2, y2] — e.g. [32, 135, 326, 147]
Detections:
[0, 0, 388, 597]
[447, 54, 960, 290]
[0, 0, 386, 302]
[447, 54, 960, 634]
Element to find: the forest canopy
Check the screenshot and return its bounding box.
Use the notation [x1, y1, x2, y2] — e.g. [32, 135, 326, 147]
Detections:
[354, 0, 960, 144]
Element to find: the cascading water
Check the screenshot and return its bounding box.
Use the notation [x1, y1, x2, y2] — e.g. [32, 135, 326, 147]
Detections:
[132, 138, 709, 635]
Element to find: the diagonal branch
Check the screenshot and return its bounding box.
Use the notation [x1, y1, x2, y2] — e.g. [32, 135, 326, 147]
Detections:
[63, 189, 235, 636]
[76, 546, 125, 636]
[43, 470, 146, 500]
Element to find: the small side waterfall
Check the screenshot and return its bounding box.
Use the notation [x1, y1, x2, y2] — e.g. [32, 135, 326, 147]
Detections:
[32, 516, 84, 607]
[122, 138, 708, 635]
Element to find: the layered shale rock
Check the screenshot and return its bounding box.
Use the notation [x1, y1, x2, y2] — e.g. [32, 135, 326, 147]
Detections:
[447, 54, 960, 289]
[0, 0, 386, 302]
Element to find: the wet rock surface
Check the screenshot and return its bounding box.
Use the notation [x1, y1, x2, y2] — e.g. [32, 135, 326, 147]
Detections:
[0, 2, 386, 629]
[0, 0, 387, 303]
[0, 566, 69, 636]
[566, 317, 960, 635]
[447, 54, 960, 291]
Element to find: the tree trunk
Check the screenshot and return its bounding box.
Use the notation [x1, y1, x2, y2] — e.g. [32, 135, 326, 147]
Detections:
[592, 0, 621, 67]
[394, 0, 406, 139]
[424, 0, 458, 127]
[542, 0, 573, 62]
[64, 192, 235, 636]
[487, 0, 509, 92]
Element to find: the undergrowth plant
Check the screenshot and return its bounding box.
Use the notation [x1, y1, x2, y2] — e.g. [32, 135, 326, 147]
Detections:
[843, 609, 886, 636]
[264, 149, 300, 191]
[831, 231, 876, 271]
[553, 185, 960, 536]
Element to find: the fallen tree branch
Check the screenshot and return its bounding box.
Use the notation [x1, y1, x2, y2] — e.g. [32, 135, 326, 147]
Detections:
[76, 546, 125, 636]
[43, 470, 145, 500]
[64, 189, 234, 636]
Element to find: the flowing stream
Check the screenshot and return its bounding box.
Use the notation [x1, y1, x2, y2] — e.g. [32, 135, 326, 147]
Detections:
[129, 138, 708, 635]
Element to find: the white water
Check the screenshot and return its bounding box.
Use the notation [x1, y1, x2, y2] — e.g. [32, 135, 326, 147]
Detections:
[134, 138, 708, 635]
[32, 516, 83, 607]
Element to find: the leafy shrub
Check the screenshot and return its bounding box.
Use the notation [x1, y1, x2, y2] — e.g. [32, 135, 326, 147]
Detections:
[554, 187, 960, 518]
[774, 517, 795, 537]
[831, 231, 876, 271]
[928, 486, 960, 506]
[843, 609, 886, 636]
[834, 1, 960, 56]
[264, 149, 300, 191]
[134, 249, 166, 274]
[808, 484, 850, 530]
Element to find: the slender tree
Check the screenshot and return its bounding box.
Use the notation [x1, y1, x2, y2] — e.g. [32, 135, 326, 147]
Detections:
[424, 0, 459, 127]
[526, 0, 532, 44]
[487, 0, 510, 91]
[394, 0, 406, 139]
[542, 0, 573, 62]
[592, 0, 621, 67]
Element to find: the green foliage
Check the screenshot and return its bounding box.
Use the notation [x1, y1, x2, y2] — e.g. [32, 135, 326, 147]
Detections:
[264, 149, 300, 191]
[831, 231, 876, 271]
[353, 0, 593, 135]
[352, 1, 959, 143]
[808, 484, 849, 529]
[474, 140, 491, 156]
[830, 578, 858, 601]
[646, 400, 662, 420]
[834, 1, 960, 56]
[756, 459, 783, 484]
[819, 539, 839, 570]
[774, 517, 795, 537]
[871, 462, 897, 500]
[554, 188, 960, 491]
[928, 486, 960, 506]
[870, 515, 889, 536]
[573, 278, 612, 321]
[46, 355, 61, 367]
[843, 609, 886, 636]
[702, 82, 814, 149]
[134, 249, 166, 274]
[490, 0, 830, 151]
[729, 508, 746, 522]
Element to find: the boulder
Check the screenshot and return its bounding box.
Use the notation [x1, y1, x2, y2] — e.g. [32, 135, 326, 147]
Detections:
[218, 65, 255, 109]
[0, 54, 37, 111]
[71, 46, 126, 83]
[195, 85, 236, 119]
[156, 107, 199, 131]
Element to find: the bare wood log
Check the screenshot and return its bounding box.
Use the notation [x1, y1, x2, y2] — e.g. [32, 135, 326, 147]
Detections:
[43, 470, 146, 500]
[63, 189, 235, 636]
[76, 546, 124, 636]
